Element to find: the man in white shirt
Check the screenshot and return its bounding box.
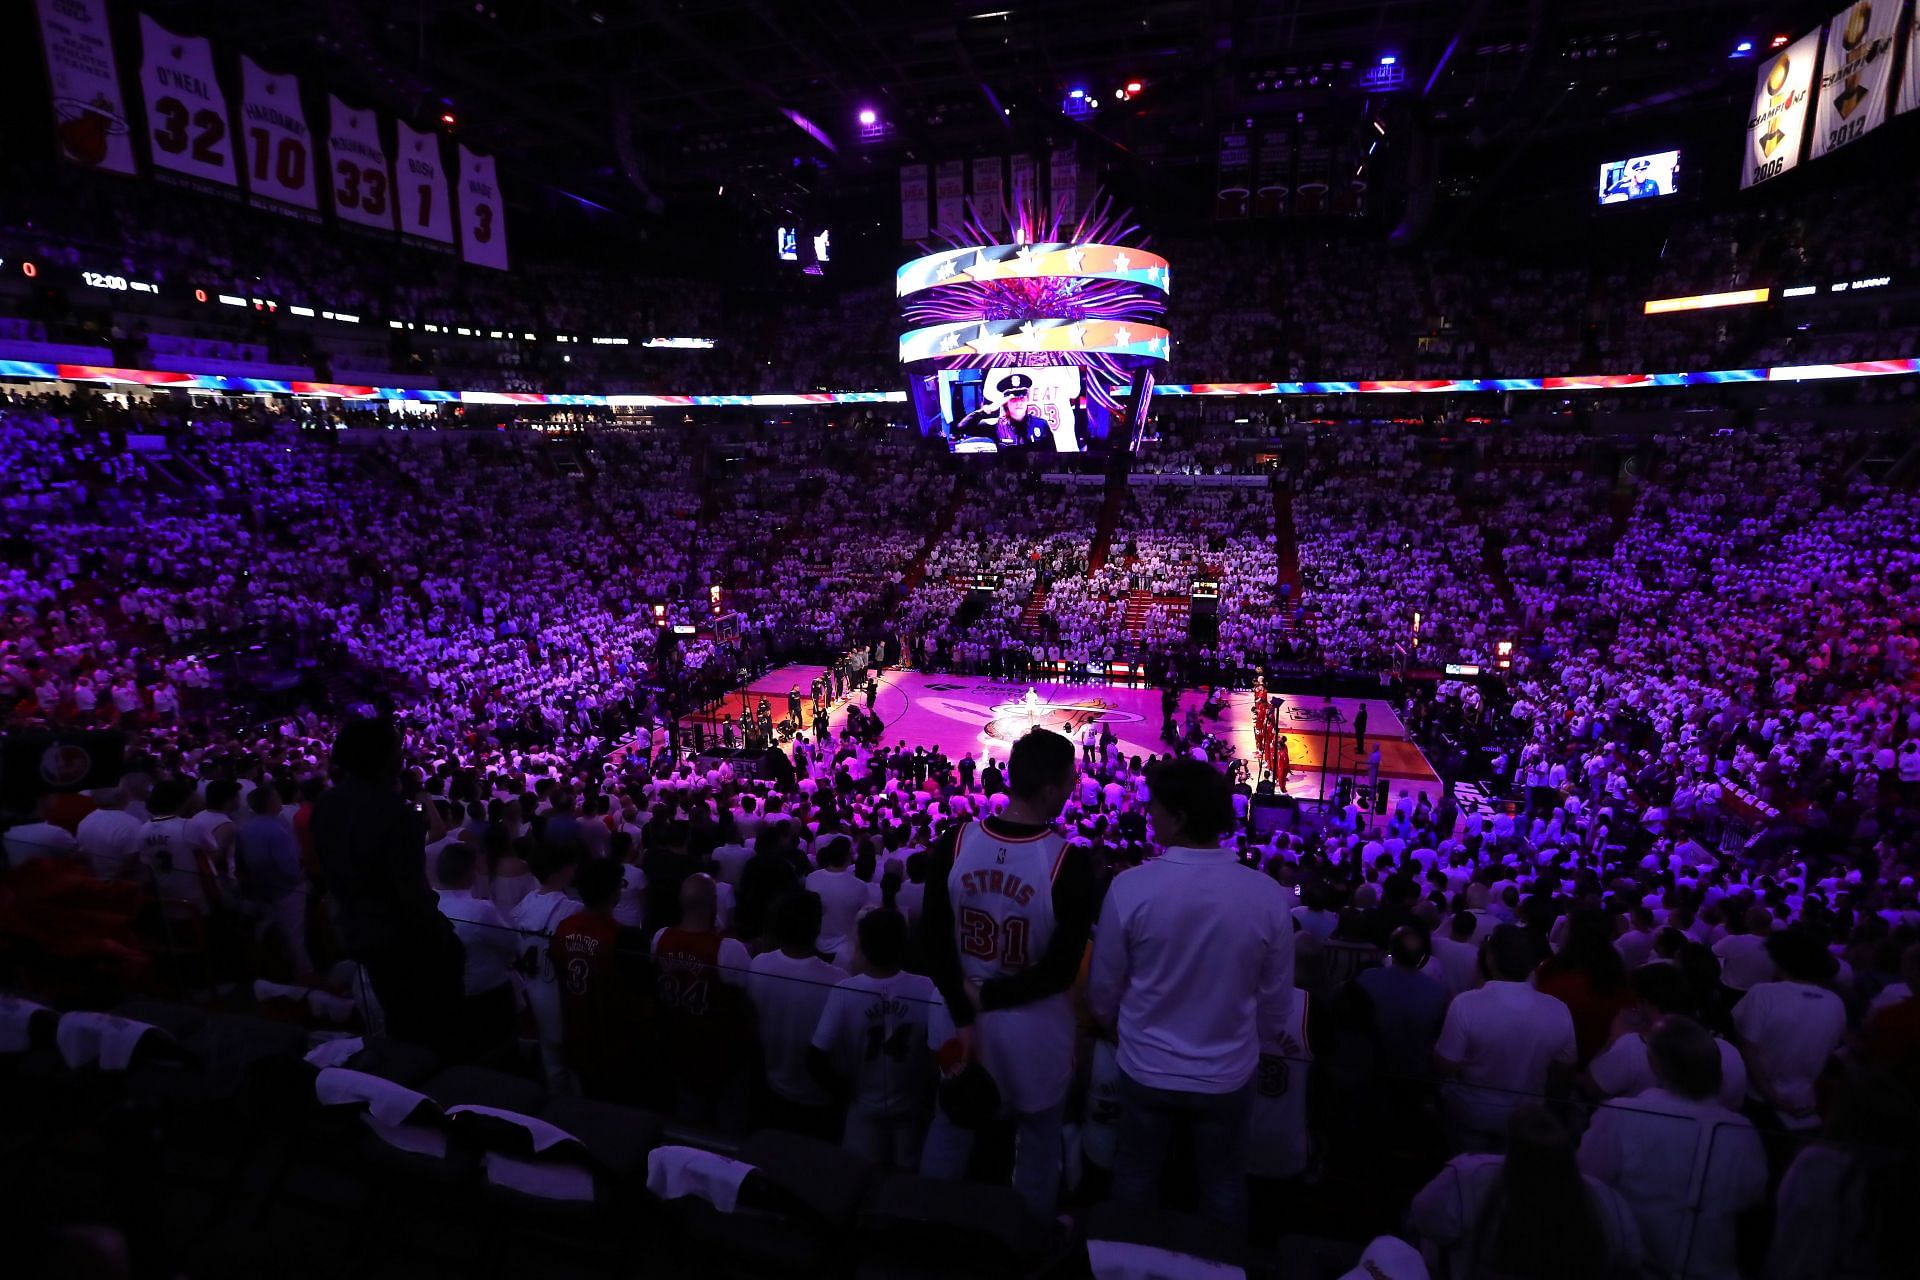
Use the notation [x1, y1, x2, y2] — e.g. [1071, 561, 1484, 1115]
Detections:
[75, 788, 145, 879]
[809, 909, 937, 1169]
[805, 835, 867, 966]
[1732, 929, 1847, 1129]
[1429, 910, 1483, 998]
[508, 849, 584, 1089]
[3, 795, 79, 870]
[434, 843, 519, 1058]
[186, 779, 243, 876]
[747, 891, 847, 1137]
[1088, 758, 1295, 1234]
[1710, 906, 1774, 993]
[1579, 1017, 1766, 1280]
[1433, 925, 1576, 1149]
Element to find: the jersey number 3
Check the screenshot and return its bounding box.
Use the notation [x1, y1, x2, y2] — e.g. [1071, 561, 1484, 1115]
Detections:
[958, 907, 1030, 966]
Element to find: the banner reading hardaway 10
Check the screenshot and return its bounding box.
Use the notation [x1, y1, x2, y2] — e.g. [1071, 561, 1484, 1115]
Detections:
[1810, 2, 1900, 158]
[456, 143, 508, 270]
[35, 0, 138, 175]
[239, 56, 318, 214]
[1741, 29, 1820, 188]
[138, 13, 239, 190]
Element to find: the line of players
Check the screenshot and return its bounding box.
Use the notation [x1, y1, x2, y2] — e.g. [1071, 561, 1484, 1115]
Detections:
[1250, 676, 1292, 788]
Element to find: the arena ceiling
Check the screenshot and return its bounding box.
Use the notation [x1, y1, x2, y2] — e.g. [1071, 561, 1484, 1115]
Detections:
[136, 0, 1833, 219]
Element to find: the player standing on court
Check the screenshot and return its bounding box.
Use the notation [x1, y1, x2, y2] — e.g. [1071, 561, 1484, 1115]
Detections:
[916, 727, 1096, 1218]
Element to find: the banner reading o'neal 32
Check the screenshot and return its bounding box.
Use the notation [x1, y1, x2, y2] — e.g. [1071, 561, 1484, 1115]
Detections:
[1810, 2, 1900, 159]
[1740, 30, 1819, 188]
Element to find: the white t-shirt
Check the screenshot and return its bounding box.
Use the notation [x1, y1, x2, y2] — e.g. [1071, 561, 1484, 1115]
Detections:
[76, 808, 144, 878]
[1589, 1030, 1747, 1112]
[3, 820, 78, 869]
[806, 866, 869, 961]
[613, 863, 648, 929]
[1435, 980, 1577, 1134]
[747, 950, 847, 1105]
[1711, 933, 1773, 991]
[1732, 980, 1846, 1120]
[810, 970, 938, 1116]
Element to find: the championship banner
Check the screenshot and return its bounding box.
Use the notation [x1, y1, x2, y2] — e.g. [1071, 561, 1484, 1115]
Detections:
[1010, 154, 1037, 223]
[137, 14, 238, 189]
[1049, 148, 1079, 227]
[900, 163, 929, 241]
[971, 156, 1004, 234]
[1899, 0, 1920, 115]
[35, 0, 137, 175]
[934, 160, 966, 237]
[1810, 2, 1899, 158]
[1741, 30, 1819, 187]
[239, 56, 318, 215]
[1295, 144, 1330, 215]
[456, 143, 508, 270]
[326, 97, 393, 231]
[394, 121, 455, 245]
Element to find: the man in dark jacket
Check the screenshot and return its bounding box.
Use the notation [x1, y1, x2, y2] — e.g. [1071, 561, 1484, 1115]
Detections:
[312, 717, 463, 1056]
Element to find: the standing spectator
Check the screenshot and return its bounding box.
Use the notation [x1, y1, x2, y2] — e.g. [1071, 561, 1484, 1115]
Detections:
[314, 718, 462, 1054]
[433, 843, 519, 1060]
[550, 858, 650, 1101]
[509, 848, 584, 1089]
[1732, 929, 1847, 1128]
[806, 835, 866, 966]
[1087, 757, 1296, 1234]
[1534, 907, 1637, 1065]
[1356, 925, 1452, 1082]
[1409, 1104, 1644, 1280]
[652, 874, 751, 1131]
[1579, 1017, 1766, 1280]
[919, 728, 1095, 1218]
[809, 909, 937, 1169]
[234, 784, 312, 975]
[1433, 925, 1576, 1149]
[746, 891, 846, 1139]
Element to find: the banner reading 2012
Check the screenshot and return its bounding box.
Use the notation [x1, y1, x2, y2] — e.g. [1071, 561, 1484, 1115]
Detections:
[1810, 2, 1899, 159]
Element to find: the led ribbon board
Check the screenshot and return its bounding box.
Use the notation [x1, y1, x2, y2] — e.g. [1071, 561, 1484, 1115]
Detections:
[899, 320, 1171, 364]
[897, 242, 1172, 298]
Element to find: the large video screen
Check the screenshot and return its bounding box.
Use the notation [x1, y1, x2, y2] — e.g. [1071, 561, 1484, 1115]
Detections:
[930, 367, 1101, 454]
[1598, 151, 1680, 204]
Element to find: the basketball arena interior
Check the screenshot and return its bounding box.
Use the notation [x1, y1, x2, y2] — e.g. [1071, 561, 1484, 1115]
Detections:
[2, 1, 1919, 1276]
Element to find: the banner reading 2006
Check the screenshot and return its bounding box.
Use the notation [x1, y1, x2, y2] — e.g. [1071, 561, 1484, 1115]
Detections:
[1740, 31, 1819, 188]
[1810, 2, 1899, 158]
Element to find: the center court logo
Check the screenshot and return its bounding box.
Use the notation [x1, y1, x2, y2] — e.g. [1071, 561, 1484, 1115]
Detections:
[982, 691, 1133, 744]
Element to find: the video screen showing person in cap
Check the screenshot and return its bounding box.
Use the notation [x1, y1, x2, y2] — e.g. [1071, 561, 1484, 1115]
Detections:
[949, 369, 1090, 454]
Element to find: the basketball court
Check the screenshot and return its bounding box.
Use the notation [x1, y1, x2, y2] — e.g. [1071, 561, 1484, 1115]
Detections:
[680, 664, 1443, 806]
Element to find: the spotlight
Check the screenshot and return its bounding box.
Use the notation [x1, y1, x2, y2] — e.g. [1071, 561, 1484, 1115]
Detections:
[1733, 40, 1753, 54]
[858, 108, 877, 126]
[1125, 80, 1142, 93]
[1379, 54, 1397, 66]
[1069, 87, 1085, 99]
[1769, 34, 1789, 48]
[440, 111, 456, 125]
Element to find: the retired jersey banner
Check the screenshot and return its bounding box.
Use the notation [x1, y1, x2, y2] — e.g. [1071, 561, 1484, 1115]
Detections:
[900, 163, 929, 241]
[1741, 31, 1819, 187]
[1810, 2, 1899, 158]
[1901, 1, 1920, 116]
[1010, 153, 1037, 221]
[326, 96, 393, 231]
[137, 14, 238, 189]
[971, 156, 1004, 234]
[1049, 148, 1079, 228]
[456, 143, 508, 270]
[239, 56, 318, 214]
[934, 160, 966, 238]
[394, 121, 455, 246]
[36, 0, 137, 175]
